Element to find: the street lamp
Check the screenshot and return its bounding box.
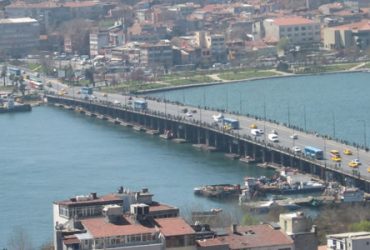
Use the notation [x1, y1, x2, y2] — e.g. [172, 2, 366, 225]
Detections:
[358, 119, 367, 150]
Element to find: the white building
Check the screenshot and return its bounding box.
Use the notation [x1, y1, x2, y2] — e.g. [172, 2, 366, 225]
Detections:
[327, 232, 370, 250]
[0, 17, 39, 57]
[263, 16, 321, 47]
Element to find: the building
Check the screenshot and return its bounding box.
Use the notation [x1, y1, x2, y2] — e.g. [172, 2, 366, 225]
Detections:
[196, 224, 294, 250]
[0, 17, 39, 57]
[139, 41, 173, 68]
[279, 212, 318, 250]
[326, 231, 370, 250]
[53, 187, 183, 250]
[263, 16, 321, 47]
[322, 20, 370, 50]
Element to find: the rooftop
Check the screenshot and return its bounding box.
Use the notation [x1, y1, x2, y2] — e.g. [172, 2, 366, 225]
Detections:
[155, 217, 195, 237]
[332, 20, 370, 31]
[272, 16, 316, 26]
[197, 224, 293, 249]
[54, 193, 122, 206]
[327, 231, 370, 239]
[81, 217, 157, 238]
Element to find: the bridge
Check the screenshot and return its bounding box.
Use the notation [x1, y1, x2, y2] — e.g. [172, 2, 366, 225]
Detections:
[45, 90, 370, 193]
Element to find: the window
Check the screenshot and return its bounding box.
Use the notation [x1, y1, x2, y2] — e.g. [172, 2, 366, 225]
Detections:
[294, 27, 299, 31]
[287, 27, 292, 32]
[301, 27, 306, 30]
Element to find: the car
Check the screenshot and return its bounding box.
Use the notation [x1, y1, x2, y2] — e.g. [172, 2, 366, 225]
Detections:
[331, 156, 342, 162]
[343, 149, 352, 155]
[292, 146, 301, 153]
[191, 109, 197, 113]
[330, 150, 340, 156]
[290, 134, 298, 139]
[271, 129, 278, 135]
[103, 93, 108, 97]
[368, 167, 370, 173]
[185, 112, 193, 117]
[348, 159, 361, 168]
[114, 100, 120, 104]
[250, 124, 257, 129]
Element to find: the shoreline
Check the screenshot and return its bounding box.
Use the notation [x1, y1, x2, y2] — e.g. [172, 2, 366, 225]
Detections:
[136, 68, 369, 95]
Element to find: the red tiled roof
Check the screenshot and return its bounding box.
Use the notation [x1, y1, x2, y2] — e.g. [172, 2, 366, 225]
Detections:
[197, 238, 228, 247]
[273, 16, 316, 26]
[333, 20, 370, 31]
[318, 245, 327, 250]
[149, 203, 177, 212]
[155, 217, 195, 237]
[8, 1, 99, 9]
[198, 225, 293, 249]
[63, 235, 80, 245]
[81, 217, 156, 238]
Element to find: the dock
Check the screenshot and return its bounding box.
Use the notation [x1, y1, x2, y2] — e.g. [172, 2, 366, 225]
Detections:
[239, 156, 257, 164]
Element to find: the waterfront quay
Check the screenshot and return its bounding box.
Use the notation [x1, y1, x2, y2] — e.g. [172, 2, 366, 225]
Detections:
[46, 93, 370, 193]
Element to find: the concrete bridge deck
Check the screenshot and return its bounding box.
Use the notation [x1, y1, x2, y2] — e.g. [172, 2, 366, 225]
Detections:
[46, 90, 370, 191]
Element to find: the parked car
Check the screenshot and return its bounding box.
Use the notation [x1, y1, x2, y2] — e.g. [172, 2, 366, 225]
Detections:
[290, 134, 298, 139]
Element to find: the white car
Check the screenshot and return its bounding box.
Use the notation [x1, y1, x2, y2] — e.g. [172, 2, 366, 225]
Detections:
[251, 129, 263, 136]
[290, 134, 298, 139]
[292, 146, 301, 153]
[185, 112, 193, 117]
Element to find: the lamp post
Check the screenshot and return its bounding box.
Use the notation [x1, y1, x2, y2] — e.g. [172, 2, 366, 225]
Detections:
[303, 105, 307, 131]
[358, 119, 367, 150]
[332, 112, 336, 139]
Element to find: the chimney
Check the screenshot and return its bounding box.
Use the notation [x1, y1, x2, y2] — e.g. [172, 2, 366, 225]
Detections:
[231, 224, 237, 234]
[91, 192, 97, 199]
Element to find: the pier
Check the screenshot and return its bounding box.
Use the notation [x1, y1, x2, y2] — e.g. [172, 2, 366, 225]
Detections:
[46, 93, 370, 193]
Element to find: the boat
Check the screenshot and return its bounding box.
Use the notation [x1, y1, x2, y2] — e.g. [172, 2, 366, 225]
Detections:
[0, 96, 32, 113]
[194, 184, 241, 199]
[160, 130, 174, 140]
[244, 199, 301, 213]
[239, 156, 256, 164]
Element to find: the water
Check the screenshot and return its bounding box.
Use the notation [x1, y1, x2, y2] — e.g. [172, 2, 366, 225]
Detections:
[150, 72, 370, 147]
[0, 106, 272, 248]
[1, 72, 369, 247]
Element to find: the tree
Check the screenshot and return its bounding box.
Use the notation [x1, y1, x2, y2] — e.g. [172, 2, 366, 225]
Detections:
[277, 37, 290, 53]
[85, 67, 95, 87]
[18, 76, 26, 97]
[241, 213, 258, 226]
[7, 226, 33, 250]
[1, 64, 7, 86]
[350, 220, 370, 232]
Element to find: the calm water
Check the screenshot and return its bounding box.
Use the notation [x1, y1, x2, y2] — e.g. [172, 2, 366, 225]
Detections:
[1, 72, 369, 247]
[150, 72, 370, 147]
[0, 106, 272, 248]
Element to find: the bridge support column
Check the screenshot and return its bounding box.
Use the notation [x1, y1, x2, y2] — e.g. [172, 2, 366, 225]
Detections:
[205, 130, 210, 146]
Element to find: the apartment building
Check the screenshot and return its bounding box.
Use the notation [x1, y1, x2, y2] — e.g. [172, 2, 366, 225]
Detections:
[139, 41, 173, 67]
[322, 20, 370, 50]
[53, 188, 186, 250]
[264, 16, 321, 47]
[0, 17, 39, 57]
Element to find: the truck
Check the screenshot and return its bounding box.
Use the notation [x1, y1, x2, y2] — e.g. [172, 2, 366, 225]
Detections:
[223, 118, 239, 129]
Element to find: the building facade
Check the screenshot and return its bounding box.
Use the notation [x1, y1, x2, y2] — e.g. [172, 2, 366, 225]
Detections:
[327, 232, 370, 250]
[263, 16, 321, 47]
[0, 17, 39, 57]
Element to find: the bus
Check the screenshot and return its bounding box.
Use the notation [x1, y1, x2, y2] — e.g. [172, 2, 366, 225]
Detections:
[223, 118, 239, 129]
[304, 146, 324, 160]
[133, 99, 147, 110]
[7, 67, 21, 76]
[80, 87, 93, 95]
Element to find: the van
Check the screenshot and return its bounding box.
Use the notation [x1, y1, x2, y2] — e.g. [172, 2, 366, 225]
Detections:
[251, 129, 263, 136]
[268, 133, 279, 142]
